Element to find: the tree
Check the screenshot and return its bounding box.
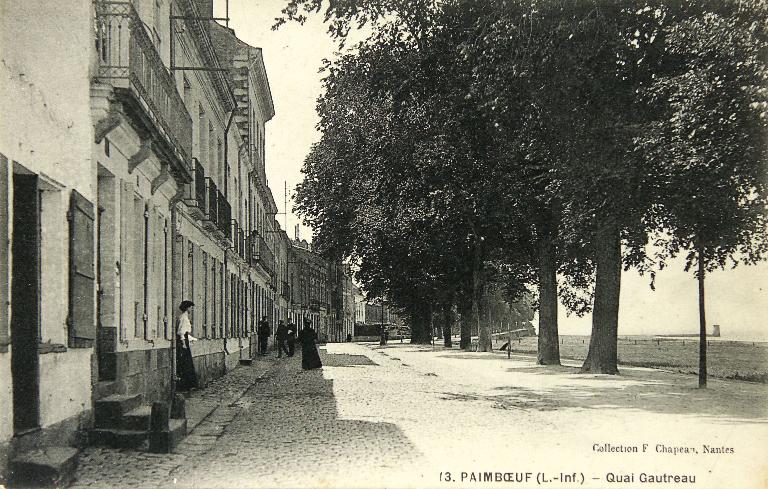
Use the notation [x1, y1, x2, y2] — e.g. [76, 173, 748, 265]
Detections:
[292, 1, 515, 349]
[639, 2, 768, 387]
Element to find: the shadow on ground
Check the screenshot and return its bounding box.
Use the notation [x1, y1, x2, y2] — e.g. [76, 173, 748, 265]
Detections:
[171, 347, 419, 487]
[436, 359, 768, 423]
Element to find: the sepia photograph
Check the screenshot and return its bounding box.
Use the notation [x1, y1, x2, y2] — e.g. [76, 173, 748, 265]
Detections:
[0, 0, 767, 487]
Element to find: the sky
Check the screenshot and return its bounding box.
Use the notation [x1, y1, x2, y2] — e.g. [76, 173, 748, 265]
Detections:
[215, 0, 338, 242]
[216, 0, 768, 341]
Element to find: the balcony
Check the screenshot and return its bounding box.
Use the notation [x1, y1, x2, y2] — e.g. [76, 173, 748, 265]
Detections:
[230, 221, 246, 258]
[94, 0, 192, 178]
[217, 191, 231, 240]
[185, 158, 206, 219]
[202, 177, 218, 231]
[250, 233, 275, 277]
[239, 228, 247, 260]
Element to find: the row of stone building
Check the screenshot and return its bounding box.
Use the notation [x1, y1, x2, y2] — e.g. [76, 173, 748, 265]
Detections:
[0, 0, 360, 481]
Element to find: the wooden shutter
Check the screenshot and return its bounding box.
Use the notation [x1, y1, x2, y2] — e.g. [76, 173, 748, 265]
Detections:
[147, 205, 158, 339]
[69, 190, 96, 348]
[0, 154, 8, 351]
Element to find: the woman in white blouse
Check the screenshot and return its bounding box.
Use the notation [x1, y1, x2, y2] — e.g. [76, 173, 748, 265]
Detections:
[176, 300, 198, 391]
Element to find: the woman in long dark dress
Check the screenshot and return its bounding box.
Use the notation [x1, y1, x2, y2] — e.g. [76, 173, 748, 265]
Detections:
[176, 300, 198, 390]
[297, 324, 322, 370]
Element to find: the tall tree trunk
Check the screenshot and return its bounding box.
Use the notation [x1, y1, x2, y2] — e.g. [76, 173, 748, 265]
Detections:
[474, 240, 492, 352]
[537, 232, 561, 365]
[581, 218, 621, 374]
[409, 303, 433, 344]
[442, 301, 453, 347]
[697, 244, 707, 388]
[458, 297, 472, 350]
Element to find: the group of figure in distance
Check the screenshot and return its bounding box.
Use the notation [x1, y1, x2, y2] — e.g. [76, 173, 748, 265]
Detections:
[255, 315, 323, 370]
[175, 300, 323, 392]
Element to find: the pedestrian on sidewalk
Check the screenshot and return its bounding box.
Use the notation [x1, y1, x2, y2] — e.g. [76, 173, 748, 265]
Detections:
[176, 300, 198, 391]
[297, 324, 322, 370]
[257, 316, 271, 355]
[276, 320, 290, 358]
[286, 321, 297, 357]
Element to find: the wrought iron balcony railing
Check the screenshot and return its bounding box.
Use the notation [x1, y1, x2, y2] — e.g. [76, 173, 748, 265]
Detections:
[194, 159, 206, 205]
[249, 233, 275, 277]
[216, 191, 231, 239]
[230, 219, 239, 252]
[185, 158, 206, 218]
[281, 281, 290, 299]
[94, 0, 193, 170]
[239, 228, 247, 259]
[203, 177, 218, 226]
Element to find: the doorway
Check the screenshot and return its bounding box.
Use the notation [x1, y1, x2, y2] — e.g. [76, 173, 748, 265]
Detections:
[96, 169, 117, 380]
[11, 169, 40, 434]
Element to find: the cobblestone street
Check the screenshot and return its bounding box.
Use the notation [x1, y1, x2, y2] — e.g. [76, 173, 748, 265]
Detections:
[71, 345, 422, 489]
[70, 343, 768, 489]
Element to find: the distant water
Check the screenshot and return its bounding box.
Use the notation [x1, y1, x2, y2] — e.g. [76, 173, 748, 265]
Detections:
[622, 334, 768, 344]
[552, 334, 768, 344]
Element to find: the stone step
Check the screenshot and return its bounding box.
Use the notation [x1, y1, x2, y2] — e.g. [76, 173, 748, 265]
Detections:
[239, 358, 253, 366]
[94, 393, 143, 428]
[89, 428, 148, 450]
[122, 405, 153, 431]
[149, 418, 188, 453]
[9, 446, 79, 488]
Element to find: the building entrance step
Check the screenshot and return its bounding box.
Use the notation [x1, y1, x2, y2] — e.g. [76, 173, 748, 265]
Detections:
[122, 405, 153, 431]
[9, 446, 79, 488]
[93, 393, 143, 428]
[88, 428, 148, 450]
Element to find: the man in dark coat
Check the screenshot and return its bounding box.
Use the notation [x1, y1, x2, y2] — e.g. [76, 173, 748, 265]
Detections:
[286, 321, 297, 357]
[257, 316, 271, 355]
[275, 320, 289, 358]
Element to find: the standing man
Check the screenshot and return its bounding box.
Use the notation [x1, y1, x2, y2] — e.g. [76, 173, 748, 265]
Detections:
[257, 316, 271, 355]
[286, 321, 297, 357]
[276, 320, 289, 358]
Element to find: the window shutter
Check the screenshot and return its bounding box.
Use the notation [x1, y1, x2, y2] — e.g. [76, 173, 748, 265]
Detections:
[69, 190, 96, 348]
[148, 205, 158, 338]
[0, 155, 9, 351]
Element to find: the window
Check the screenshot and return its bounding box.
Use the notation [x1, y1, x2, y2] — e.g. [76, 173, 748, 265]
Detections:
[203, 251, 208, 338]
[218, 138, 224, 189]
[210, 257, 217, 338]
[198, 105, 206, 164]
[208, 123, 215, 181]
[183, 76, 191, 106]
[153, 0, 163, 50]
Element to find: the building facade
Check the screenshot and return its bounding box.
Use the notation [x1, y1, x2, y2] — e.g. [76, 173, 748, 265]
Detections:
[0, 0, 287, 480]
[289, 240, 332, 341]
[1, 0, 97, 475]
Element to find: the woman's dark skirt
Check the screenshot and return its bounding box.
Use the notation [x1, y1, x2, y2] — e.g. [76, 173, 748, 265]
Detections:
[176, 335, 198, 390]
[301, 344, 323, 370]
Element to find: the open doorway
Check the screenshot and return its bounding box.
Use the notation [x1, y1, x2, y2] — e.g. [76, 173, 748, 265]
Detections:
[97, 167, 117, 380]
[11, 165, 40, 434]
